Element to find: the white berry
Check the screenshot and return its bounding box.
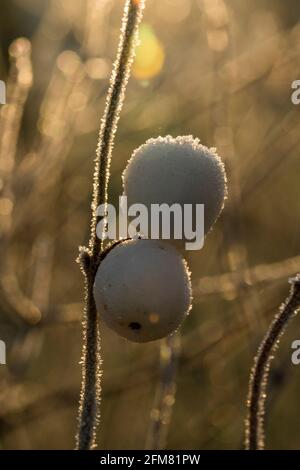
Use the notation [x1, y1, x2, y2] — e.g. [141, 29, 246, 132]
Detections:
[122, 135, 227, 248]
[93, 239, 192, 343]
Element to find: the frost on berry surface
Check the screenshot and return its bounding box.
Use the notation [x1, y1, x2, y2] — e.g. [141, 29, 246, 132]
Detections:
[123, 135, 227, 246]
[93, 239, 192, 343]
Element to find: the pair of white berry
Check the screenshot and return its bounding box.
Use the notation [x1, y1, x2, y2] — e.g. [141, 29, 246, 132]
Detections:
[93, 136, 227, 343]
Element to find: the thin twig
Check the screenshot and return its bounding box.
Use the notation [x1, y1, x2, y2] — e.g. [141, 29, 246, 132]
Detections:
[76, 0, 145, 450]
[90, 0, 145, 258]
[245, 274, 300, 450]
[193, 253, 300, 299]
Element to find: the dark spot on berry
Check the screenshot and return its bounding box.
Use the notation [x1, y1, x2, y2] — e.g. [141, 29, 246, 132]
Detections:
[129, 322, 141, 330]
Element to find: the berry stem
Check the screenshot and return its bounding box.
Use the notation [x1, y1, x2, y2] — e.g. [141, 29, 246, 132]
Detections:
[76, 0, 145, 450]
[245, 274, 300, 450]
[146, 334, 180, 449]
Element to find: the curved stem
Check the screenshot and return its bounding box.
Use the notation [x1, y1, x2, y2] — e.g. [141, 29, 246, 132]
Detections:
[245, 274, 300, 450]
[90, 0, 145, 258]
[146, 334, 180, 450]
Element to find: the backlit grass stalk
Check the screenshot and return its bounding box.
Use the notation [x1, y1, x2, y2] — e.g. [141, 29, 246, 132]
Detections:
[245, 274, 300, 450]
[76, 0, 145, 450]
[0, 38, 39, 324]
[146, 334, 180, 450]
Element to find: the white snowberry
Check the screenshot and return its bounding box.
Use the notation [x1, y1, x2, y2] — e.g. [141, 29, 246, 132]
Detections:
[122, 135, 227, 248]
[93, 239, 192, 343]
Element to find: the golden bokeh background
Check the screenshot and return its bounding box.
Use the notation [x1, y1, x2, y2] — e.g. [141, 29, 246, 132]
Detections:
[1, 0, 300, 449]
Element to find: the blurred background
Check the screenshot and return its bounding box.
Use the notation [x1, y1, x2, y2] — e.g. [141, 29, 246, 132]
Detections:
[1, 0, 300, 450]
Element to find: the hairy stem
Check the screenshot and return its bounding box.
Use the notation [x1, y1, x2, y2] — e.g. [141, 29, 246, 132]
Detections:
[76, 0, 145, 450]
[146, 334, 180, 450]
[245, 274, 300, 450]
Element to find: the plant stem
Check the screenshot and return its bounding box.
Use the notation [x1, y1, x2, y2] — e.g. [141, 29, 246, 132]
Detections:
[76, 0, 145, 450]
[245, 274, 300, 450]
[90, 0, 145, 259]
